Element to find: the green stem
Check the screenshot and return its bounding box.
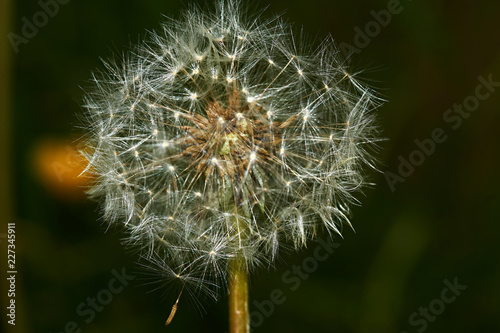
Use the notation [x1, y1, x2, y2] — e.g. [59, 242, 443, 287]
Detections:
[229, 252, 249, 333]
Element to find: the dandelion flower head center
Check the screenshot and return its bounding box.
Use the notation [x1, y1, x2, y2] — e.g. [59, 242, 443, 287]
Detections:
[173, 84, 279, 202]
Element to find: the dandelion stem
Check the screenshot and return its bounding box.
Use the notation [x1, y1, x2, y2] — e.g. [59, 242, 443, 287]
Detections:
[229, 252, 249, 333]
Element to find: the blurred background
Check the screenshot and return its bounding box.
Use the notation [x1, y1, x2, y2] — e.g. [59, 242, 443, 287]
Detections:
[2, 0, 499, 332]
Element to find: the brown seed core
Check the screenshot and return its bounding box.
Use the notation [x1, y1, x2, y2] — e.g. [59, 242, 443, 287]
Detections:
[175, 87, 280, 184]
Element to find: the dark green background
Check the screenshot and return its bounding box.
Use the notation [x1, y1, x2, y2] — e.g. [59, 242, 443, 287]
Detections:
[3, 0, 500, 332]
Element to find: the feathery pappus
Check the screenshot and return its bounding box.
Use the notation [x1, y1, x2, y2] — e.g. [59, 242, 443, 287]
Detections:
[80, 0, 381, 303]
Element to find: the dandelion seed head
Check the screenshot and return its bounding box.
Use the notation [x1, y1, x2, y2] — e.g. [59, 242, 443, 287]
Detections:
[80, 1, 381, 300]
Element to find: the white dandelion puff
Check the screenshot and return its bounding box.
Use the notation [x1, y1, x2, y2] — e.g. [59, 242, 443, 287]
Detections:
[79, 0, 382, 319]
